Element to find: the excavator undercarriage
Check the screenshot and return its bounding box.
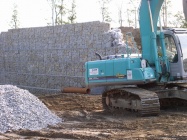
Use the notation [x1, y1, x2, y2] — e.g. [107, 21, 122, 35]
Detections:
[102, 83, 187, 116]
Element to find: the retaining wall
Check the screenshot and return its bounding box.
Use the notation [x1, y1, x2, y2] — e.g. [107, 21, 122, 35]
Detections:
[0, 21, 128, 94]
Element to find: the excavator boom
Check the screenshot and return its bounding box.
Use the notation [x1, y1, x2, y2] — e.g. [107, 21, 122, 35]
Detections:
[139, 0, 164, 64]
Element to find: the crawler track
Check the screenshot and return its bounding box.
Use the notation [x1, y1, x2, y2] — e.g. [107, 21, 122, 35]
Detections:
[102, 87, 160, 116]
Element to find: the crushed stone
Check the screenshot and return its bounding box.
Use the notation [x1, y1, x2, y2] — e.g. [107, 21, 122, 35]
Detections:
[0, 85, 62, 133]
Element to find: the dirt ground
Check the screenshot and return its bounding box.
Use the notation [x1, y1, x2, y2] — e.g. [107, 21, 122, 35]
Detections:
[1, 93, 187, 140]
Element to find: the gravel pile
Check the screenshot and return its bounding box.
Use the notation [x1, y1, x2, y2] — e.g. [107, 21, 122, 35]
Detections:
[0, 85, 62, 133]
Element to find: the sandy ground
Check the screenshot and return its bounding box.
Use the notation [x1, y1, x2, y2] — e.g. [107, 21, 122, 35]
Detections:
[1, 93, 187, 140]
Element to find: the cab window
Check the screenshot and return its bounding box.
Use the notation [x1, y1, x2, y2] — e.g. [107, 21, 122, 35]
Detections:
[165, 35, 178, 63]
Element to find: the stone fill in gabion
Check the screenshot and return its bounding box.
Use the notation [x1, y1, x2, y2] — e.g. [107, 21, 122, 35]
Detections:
[0, 21, 114, 94]
[0, 85, 62, 133]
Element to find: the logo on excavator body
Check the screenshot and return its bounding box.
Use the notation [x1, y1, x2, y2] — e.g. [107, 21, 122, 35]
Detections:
[116, 73, 126, 78]
[89, 68, 99, 75]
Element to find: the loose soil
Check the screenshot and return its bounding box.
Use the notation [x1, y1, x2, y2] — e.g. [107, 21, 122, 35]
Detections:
[1, 93, 187, 140]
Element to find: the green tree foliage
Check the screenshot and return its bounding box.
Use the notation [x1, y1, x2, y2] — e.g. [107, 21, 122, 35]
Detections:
[160, 0, 186, 28]
[182, 21, 187, 28]
[47, 0, 77, 25]
[169, 11, 187, 28]
[68, 0, 77, 24]
[98, 0, 112, 22]
[47, 0, 67, 25]
[55, 0, 67, 25]
[10, 4, 20, 29]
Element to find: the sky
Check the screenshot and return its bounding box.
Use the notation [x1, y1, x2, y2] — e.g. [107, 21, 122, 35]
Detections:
[0, 0, 184, 32]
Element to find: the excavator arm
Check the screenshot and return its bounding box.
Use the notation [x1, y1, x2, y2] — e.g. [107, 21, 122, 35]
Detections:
[139, 0, 169, 81]
[139, 0, 164, 63]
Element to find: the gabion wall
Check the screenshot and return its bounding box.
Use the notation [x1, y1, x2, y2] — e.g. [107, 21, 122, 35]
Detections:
[0, 21, 126, 94]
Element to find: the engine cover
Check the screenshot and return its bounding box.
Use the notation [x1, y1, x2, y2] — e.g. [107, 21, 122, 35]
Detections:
[85, 57, 156, 87]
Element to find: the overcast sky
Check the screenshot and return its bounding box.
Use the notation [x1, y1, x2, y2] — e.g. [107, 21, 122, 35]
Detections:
[0, 0, 184, 32]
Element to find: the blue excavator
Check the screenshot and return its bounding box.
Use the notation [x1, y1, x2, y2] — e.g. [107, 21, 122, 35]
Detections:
[85, 0, 187, 116]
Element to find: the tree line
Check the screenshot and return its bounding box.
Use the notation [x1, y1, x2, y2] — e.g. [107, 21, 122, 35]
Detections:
[10, 0, 187, 29]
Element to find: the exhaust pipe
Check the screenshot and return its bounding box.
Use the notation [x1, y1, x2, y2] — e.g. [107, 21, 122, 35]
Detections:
[61, 87, 90, 94]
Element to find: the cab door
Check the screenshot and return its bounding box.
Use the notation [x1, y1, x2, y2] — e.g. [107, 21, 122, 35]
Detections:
[164, 34, 183, 80]
[176, 34, 187, 80]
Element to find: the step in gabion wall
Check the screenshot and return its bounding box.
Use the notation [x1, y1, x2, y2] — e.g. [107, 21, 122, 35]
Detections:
[0, 21, 127, 94]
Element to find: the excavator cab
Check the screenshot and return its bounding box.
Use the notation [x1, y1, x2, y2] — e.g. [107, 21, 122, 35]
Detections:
[161, 28, 187, 80]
